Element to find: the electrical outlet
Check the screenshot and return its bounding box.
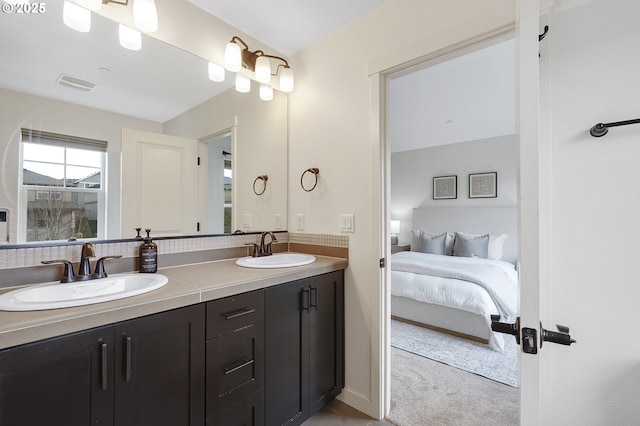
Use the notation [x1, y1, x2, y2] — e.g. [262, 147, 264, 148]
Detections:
[296, 214, 304, 230]
[275, 214, 282, 230]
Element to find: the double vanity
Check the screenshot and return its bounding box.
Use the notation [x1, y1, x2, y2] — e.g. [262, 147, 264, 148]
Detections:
[0, 253, 346, 426]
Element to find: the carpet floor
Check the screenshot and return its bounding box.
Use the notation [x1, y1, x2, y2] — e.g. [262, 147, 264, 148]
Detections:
[386, 347, 518, 426]
[390, 319, 518, 387]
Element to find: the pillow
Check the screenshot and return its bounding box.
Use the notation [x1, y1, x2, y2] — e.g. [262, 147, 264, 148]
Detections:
[417, 232, 447, 255]
[453, 232, 490, 258]
[411, 230, 455, 255]
[454, 232, 508, 260]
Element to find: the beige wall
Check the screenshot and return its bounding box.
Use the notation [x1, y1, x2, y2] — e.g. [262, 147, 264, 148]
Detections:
[288, 0, 515, 416]
[163, 88, 288, 233]
[0, 87, 162, 242]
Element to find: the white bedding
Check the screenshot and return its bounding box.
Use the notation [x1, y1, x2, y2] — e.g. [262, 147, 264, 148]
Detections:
[390, 251, 519, 350]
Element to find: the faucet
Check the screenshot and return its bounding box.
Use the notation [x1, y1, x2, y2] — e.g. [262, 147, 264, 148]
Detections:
[42, 242, 122, 283]
[78, 242, 95, 276]
[247, 232, 279, 257]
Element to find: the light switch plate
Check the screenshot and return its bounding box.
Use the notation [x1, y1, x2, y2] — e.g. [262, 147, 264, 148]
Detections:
[339, 214, 355, 233]
[275, 214, 282, 230]
[296, 214, 304, 230]
[243, 213, 252, 229]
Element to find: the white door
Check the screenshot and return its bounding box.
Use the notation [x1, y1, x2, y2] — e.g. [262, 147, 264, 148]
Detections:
[531, 0, 640, 424]
[121, 129, 198, 237]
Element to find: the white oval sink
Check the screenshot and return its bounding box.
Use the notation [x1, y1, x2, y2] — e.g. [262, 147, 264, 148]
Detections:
[0, 273, 168, 311]
[236, 253, 316, 269]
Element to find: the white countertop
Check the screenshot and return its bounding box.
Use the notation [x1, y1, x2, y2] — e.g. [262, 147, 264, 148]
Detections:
[0, 254, 347, 350]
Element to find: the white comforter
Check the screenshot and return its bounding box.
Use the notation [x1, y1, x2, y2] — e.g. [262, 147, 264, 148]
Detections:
[391, 251, 518, 326]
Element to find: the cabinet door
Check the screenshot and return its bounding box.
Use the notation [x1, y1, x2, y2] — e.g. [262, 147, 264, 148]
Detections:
[309, 271, 344, 416]
[114, 304, 205, 426]
[265, 279, 309, 426]
[0, 326, 114, 426]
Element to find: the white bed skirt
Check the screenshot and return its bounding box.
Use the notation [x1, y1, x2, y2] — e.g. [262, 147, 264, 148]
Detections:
[391, 295, 506, 350]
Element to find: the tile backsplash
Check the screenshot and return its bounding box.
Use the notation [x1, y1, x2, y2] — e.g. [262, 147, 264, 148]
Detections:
[0, 232, 349, 270]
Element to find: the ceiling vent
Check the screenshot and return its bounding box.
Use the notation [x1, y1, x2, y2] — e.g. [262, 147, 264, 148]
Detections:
[56, 74, 97, 92]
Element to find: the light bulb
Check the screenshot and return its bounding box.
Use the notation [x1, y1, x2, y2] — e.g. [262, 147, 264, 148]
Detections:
[260, 84, 273, 101]
[255, 56, 271, 83]
[119, 24, 141, 51]
[279, 67, 294, 92]
[208, 62, 225, 82]
[63, 1, 91, 33]
[225, 42, 242, 72]
[133, 0, 158, 32]
[235, 74, 250, 93]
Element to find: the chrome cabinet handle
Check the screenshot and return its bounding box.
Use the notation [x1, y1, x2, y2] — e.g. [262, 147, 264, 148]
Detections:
[101, 343, 108, 391]
[125, 336, 132, 382]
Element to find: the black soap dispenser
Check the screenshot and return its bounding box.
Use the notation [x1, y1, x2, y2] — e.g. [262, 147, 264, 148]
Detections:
[139, 229, 158, 273]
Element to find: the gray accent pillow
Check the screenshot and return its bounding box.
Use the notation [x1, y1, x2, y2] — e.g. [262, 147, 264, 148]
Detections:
[453, 233, 490, 258]
[417, 232, 447, 255]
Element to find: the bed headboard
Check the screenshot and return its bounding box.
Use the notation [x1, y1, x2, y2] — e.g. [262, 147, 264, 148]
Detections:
[412, 206, 518, 264]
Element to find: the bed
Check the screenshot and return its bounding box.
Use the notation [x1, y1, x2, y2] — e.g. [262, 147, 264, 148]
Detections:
[390, 207, 519, 351]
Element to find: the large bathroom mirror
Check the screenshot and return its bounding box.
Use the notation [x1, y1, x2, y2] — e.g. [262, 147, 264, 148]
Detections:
[0, 1, 287, 245]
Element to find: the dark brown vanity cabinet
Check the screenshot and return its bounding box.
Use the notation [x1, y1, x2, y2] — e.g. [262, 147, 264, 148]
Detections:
[0, 304, 205, 426]
[265, 271, 344, 426]
[114, 304, 205, 426]
[0, 325, 114, 426]
[206, 289, 265, 426]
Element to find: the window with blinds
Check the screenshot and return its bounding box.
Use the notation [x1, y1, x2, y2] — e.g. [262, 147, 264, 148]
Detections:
[20, 129, 106, 242]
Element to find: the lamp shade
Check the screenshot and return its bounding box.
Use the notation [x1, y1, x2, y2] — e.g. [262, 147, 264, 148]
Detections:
[208, 62, 225, 82]
[235, 74, 251, 93]
[133, 0, 158, 32]
[63, 1, 91, 33]
[255, 56, 271, 83]
[279, 66, 294, 92]
[224, 42, 242, 72]
[260, 84, 273, 101]
[119, 24, 142, 51]
[390, 220, 400, 234]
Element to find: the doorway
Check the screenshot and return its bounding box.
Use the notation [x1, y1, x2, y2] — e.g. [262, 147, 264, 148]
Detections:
[199, 130, 233, 234]
[383, 34, 519, 423]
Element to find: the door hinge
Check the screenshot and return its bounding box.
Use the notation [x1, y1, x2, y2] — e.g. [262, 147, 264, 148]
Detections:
[379, 258, 385, 268]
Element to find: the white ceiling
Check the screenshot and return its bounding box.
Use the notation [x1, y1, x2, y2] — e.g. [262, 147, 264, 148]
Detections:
[188, 0, 392, 56]
[0, 0, 516, 146]
[388, 38, 516, 153]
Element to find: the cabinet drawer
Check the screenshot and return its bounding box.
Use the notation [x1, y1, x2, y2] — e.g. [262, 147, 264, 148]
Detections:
[207, 289, 264, 339]
[206, 389, 264, 426]
[206, 323, 264, 417]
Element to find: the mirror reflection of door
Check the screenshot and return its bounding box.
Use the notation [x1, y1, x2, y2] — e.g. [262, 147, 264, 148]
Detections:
[199, 131, 232, 234]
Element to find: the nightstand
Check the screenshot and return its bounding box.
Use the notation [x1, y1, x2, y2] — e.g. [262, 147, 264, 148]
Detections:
[391, 244, 410, 254]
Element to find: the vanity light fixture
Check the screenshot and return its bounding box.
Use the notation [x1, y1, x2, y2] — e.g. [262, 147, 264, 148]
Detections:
[132, 0, 158, 33]
[235, 74, 251, 93]
[63, 1, 92, 33]
[260, 84, 274, 101]
[64, 0, 158, 35]
[208, 62, 225, 82]
[119, 24, 142, 50]
[224, 36, 294, 93]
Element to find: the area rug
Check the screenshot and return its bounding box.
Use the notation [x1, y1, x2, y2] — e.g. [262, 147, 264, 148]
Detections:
[390, 319, 518, 387]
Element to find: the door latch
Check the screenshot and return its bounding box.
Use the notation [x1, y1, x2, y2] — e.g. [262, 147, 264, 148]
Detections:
[540, 323, 576, 347]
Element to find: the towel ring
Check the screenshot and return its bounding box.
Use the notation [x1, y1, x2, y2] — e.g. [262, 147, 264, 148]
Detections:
[300, 168, 319, 192]
[253, 175, 268, 195]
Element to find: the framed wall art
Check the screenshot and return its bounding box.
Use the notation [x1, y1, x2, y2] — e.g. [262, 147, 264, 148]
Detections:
[469, 172, 497, 198]
[433, 175, 457, 200]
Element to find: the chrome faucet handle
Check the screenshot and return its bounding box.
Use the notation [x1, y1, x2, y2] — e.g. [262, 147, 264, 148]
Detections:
[41, 260, 75, 283]
[94, 255, 123, 279]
